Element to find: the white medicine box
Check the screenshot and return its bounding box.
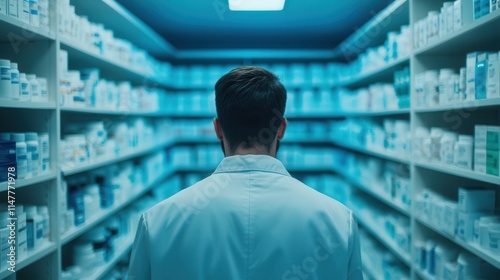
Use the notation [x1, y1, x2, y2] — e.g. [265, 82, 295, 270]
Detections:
[458, 187, 495, 213]
[487, 52, 500, 99]
[486, 126, 500, 151]
[457, 211, 487, 241]
[475, 125, 488, 149]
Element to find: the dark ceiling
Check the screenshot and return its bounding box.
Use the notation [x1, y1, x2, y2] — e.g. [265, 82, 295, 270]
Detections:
[116, 0, 388, 50]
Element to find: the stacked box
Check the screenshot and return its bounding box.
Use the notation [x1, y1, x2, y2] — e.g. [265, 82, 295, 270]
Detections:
[457, 188, 495, 242]
[486, 126, 500, 176]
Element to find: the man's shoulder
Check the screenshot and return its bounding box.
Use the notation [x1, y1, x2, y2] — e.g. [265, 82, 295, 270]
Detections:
[144, 175, 221, 215]
[280, 176, 353, 215]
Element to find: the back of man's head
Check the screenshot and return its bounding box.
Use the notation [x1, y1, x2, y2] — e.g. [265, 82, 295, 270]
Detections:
[215, 66, 287, 154]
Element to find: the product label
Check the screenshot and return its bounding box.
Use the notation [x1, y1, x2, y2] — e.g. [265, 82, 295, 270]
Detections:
[16, 154, 27, 161]
[487, 52, 500, 98]
[0, 0, 6, 15]
[11, 72, 19, 84]
[26, 220, 34, 248]
[475, 52, 488, 99]
[454, 1, 462, 30]
[0, 67, 10, 80]
[486, 149, 499, 176]
[21, 82, 29, 95]
[8, 0, 18, 17]
[21, 0, 28, 11]
[26, 145, 37, 153]
[467, 53, 478, 100]
[35, 221, 43, 240]
[40, 140, 48, 154]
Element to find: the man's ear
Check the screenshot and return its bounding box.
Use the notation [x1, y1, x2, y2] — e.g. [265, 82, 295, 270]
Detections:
[277, 118, 287, 140]
[213, 118, 224, 140]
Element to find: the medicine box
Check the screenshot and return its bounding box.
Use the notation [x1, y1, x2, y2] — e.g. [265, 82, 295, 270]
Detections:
[453, 0, 474, 30]
[458, 187, 495, 213]
[486, 149, 499, 176]
[443, 202, 458, 235]
[475, 52, 488, 100]
[487, 52, 500, 99]
[458, 212, 488, 241]
[492, 0, 498, 13]
[474, 148, 487, 173]
[467, 52, 479, 100]
[474, 0, 482, 19]
[481, 0, 491, 16]
[486, 126, 500, 150]
[475, 125, 488, 149]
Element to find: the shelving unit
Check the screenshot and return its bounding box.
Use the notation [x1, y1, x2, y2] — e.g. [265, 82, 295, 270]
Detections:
[337, 56, 410, 88]
[0, 13, 55, 40]
[0, 171, 57, 192]
[1, 0, 499, 279]
[60, 38, 153, 85]
[356, 213, 412, 266]
[414, 10, 500, 56]
[0, 100, 57, 109]
[416, 216, 500, 270]
[70, 0, 174, 58]
[0, 242, 58, 279]
[0, 1, 179, 279]
[414, 268, 434, 280]
[82, 236, 134, 280]
[333, 165, 410, 215]
[331, 138, 410, 163]
[330, 108, 411, 117]
[61, 168, 175, 244]
[414, 161, 500, 185]
[61, 139, 174, 176]
[414, 98, 500, 113]
[60, 107, 171, 117]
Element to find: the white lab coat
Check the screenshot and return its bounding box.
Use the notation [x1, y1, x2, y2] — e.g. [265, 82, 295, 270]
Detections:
[129, 155, 363, 280]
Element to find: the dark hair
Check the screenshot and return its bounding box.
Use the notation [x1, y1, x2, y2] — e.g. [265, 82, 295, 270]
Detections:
[215, 66, 287, 153]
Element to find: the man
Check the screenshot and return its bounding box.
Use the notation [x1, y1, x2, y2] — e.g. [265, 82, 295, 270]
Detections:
[128, 66, 363, 280]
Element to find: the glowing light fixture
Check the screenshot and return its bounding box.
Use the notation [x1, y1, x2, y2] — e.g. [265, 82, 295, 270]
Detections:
[228, 0, 285, 11]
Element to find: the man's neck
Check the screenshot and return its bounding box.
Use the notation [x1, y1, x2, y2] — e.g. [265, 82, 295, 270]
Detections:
[226, 145, 275, 157]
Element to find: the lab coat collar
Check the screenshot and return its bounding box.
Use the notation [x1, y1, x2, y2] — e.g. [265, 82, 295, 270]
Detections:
[213, 155, 291, 177]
